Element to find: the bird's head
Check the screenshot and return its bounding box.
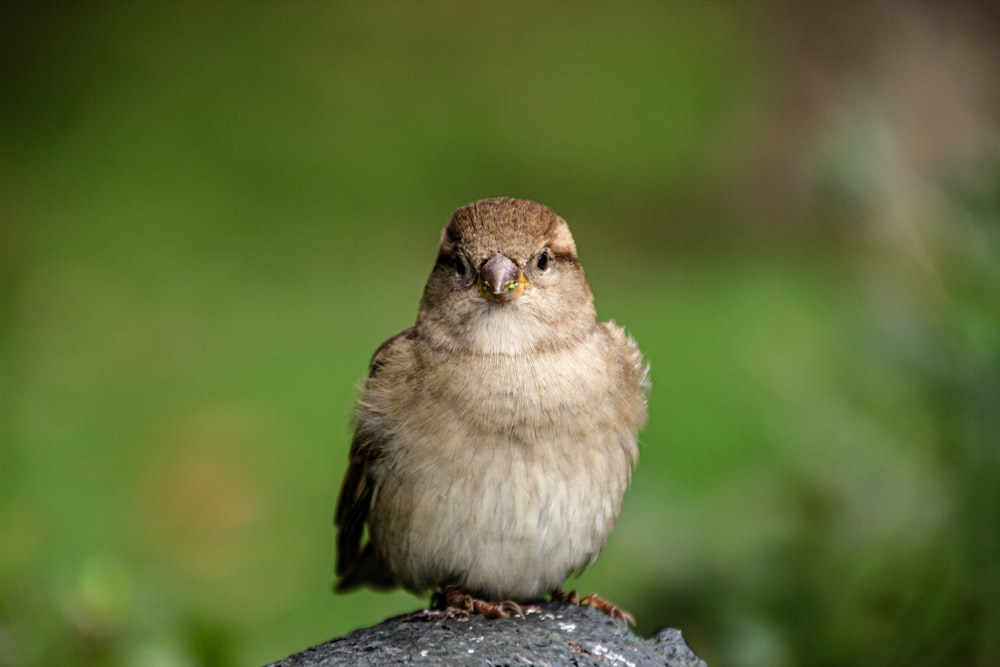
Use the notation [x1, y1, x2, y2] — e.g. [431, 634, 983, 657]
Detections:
[417, 198, 596, 354]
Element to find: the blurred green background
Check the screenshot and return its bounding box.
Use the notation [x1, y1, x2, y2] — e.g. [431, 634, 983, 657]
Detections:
[2, 2, 998, 666]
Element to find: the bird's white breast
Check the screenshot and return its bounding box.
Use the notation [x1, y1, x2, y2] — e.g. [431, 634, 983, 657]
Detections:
[368, 325, 638, 600]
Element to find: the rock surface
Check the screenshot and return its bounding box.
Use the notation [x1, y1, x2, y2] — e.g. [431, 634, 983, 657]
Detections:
[265, 602, 707, 667]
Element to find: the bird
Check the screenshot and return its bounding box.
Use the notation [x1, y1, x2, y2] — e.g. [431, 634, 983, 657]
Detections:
[333, 197, 649, 624]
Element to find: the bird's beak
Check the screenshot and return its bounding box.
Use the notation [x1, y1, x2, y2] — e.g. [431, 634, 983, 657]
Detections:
[477, 252, 528, 303]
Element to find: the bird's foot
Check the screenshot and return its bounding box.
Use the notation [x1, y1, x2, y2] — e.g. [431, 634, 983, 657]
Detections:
[550, 588, 635, 625]
[430, 584, 525, 620]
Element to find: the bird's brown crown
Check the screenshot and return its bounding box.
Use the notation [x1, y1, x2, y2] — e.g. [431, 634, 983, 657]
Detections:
[440, 197, 578, 267]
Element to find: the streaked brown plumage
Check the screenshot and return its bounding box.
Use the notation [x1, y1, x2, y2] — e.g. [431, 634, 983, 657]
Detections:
[334, 197, 649, 622]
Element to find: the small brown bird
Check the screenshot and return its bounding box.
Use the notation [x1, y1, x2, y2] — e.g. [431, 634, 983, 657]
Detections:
[334, 197, 649, 623]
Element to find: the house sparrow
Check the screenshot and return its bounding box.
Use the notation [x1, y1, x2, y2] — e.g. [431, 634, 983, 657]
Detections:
[334, 197, 649, 623]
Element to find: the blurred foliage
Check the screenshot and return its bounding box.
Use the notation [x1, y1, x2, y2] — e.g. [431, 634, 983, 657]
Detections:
[2, 2, 998, 666]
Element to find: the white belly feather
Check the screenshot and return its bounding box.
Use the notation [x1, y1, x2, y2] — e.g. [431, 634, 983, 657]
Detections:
[368, 330, 637, 599]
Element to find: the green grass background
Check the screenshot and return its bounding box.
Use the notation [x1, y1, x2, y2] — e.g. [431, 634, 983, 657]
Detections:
[2, 3, 998, 666]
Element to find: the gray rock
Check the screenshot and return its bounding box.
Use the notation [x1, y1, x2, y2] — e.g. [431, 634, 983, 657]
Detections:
[266, 602, 707, 667]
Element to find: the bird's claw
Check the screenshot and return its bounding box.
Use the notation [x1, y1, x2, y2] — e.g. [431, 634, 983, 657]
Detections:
[434, 584, 525, 620]
[550, 588, 634, 625]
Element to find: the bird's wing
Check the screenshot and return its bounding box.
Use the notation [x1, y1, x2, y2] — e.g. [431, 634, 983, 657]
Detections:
[333, 327, 415, 587]
[600, 321, 650, 439]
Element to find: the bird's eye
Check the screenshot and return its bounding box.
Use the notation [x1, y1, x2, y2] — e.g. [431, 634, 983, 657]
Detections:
[454, 254, 466, 276]
[537, 250, 550, 271]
